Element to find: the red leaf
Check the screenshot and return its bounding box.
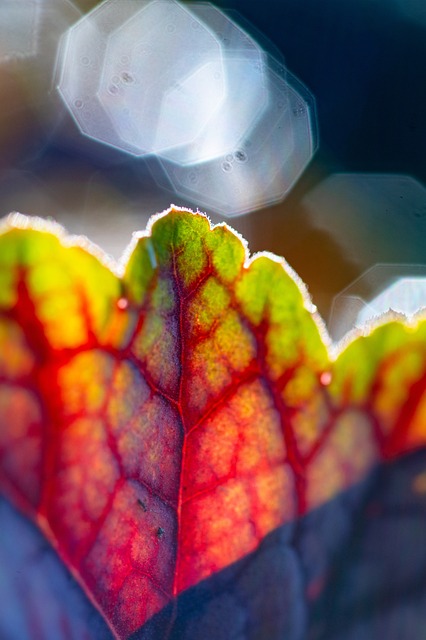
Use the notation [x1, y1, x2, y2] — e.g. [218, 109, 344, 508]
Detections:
[1, 208, 426, 638]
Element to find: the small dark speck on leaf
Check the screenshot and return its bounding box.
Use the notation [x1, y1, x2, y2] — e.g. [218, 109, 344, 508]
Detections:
[156, 527, 165, 539]
[137, 498, 147, 512]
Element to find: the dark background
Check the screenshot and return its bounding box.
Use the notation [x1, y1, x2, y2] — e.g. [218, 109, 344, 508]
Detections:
[2, 0, 426, 329]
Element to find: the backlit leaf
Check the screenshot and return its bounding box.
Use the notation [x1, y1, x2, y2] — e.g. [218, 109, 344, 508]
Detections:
[1, 207, 426, 638]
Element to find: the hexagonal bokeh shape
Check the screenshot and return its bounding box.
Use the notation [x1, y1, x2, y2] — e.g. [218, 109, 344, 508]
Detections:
[329, 264, 426, 341]
[357, 277, 426, 325]
[58, 0, 142, 154]
[98, 0, 225, 155]
[159, 3, 269, 165]
[58, 0, 232, 158]
[303, 174, 426, 270]
[58, 0, 317, 206]
[150, 65, 317, 216]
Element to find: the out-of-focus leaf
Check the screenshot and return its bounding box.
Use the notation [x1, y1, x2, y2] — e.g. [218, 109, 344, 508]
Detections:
[0, 208, 426, 638]
[0, 496, 112, 639]
[308, 449, 426, 640]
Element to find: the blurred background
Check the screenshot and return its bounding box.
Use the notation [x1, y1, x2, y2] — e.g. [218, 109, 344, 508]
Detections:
[1, 0, 426, 340]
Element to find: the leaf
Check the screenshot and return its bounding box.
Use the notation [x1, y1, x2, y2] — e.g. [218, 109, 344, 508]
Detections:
[308, 449, 426, 640]
[0, 496, 112, 639]
[1, 207, 426, 638]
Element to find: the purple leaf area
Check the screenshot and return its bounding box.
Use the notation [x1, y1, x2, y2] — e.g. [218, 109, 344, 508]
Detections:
[309, 448, 426, 640]
[0, 497, 113, 640]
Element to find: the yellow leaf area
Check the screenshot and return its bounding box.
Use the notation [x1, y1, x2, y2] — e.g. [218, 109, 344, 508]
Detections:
[0, 207, 426, 638]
